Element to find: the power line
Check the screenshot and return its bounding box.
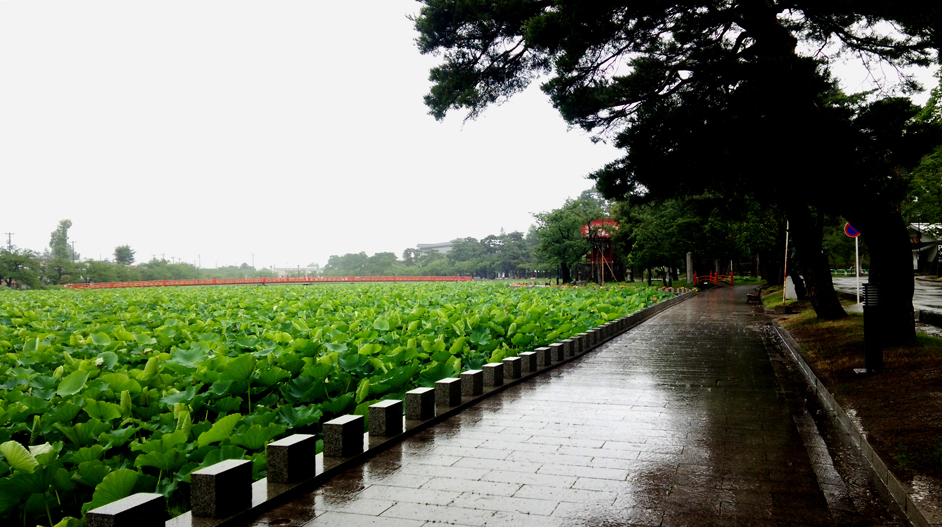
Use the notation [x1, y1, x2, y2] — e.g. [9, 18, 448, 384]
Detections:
[3, 232, 13, 251]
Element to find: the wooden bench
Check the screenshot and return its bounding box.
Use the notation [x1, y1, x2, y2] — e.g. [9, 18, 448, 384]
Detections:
[746, 285, 762, 304]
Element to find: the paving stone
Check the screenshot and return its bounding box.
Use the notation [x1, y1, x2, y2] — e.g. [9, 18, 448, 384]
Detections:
[514, 483, 618, 505]
[355, 484, 460, 506]
[507, 450, 591, 467]
[450, 492, 559, 516]
[431, 444, 509, 460]
[552, 502, 665, 526]
[305, 510, 425, 526]
[481, 469, 578, 489]
[537, 463, 629, 481]
[421, 476, 521, 496]
[486, 510, 572, 526]
[379, 502, 496, 524]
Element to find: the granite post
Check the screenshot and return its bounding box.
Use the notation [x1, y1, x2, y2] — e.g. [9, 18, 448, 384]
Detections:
[323, 414, 364, 457]
[502, 357, 521, 379]
[405, 387, 435, 420]
[191, 459, 252, 518]
[549, 342, 565, 362]
[482, 363, 503, 386]
[266, 434, 317, 484]
[435, 377, 462, 407]
[535, 346, 552, 367]
[519, 351, 537, 372]
[460, 370, 483, 396]
[369, 400, 403, 437]
[87, 493, 166, 527]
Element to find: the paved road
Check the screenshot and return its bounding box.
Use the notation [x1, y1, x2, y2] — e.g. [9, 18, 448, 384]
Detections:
[241, 287, 904, 527]
[832, 276, 942, 313]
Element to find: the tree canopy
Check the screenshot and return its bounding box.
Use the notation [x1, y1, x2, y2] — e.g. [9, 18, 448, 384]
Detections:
[0, 248, 40, 289]
[534, 192, 607, 283]
[49, 219, 74, 261]
[414, 0, 942, 343]
[114, 244, 135, 265]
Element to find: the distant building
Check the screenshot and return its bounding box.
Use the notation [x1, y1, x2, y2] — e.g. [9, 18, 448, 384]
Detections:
[909, 223, 940, 273]
[417, 242, 452, 254]
[273, 267, 321, 278]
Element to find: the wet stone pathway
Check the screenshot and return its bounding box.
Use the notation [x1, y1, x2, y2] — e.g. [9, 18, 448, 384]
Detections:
[243, 287, 903, 527]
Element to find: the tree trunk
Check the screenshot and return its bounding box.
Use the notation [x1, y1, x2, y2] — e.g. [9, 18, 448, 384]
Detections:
[760, 249, 783, 286]
[786, 205, 846, 319]
[561, 264, 572, 284]
[845, 206, 916, 346]
[787, 263, 807, 300]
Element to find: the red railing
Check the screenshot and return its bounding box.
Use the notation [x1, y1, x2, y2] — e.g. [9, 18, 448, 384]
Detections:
[693, 271, 735, 286]
[63, 276, 473, 290]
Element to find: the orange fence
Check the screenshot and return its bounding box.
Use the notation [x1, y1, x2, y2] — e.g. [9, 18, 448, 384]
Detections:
[63, 276, 473, 290]
[693, 271, 734, 286]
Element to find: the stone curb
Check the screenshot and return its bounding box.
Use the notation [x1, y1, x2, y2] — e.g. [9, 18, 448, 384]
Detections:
[771, 321, 941, 527]
[147, 289, 696, 527]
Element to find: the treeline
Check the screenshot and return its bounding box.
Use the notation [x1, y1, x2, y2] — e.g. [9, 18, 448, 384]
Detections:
[322, 230, 545, 279]
[0, 219, 284, 288]
[609, 195, 871, 287]
[0, 187, 889, 289]
[321, 190, 876, 285]
[0, 252, 277, 289]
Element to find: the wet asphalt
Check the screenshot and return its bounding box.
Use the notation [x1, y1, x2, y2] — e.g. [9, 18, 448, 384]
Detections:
[832, 275, 942, 314]
[241, 286, 906, 527]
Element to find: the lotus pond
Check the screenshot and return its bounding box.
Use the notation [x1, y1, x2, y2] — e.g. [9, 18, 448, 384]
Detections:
[0, 281, 670, 525]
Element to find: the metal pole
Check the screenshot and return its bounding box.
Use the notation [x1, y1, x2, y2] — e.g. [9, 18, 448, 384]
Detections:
[855, 236, 860, 304]
[782, 221, 789, 305]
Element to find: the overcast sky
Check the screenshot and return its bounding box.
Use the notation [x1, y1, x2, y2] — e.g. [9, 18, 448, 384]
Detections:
[1, 1, 937, 270]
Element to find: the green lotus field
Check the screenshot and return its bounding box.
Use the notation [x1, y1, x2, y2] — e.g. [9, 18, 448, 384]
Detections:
[0, 281, 670, 525]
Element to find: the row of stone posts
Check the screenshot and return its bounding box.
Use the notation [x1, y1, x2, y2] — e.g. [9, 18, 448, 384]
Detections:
[86, 294, 689, 527]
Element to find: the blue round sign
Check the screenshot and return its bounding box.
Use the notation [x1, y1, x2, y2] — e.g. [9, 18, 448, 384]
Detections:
[844, 223, 860, 238]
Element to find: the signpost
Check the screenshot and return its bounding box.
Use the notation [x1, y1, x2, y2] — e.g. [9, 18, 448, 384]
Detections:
[845, 223, 861, 303]
[782, 221, 790, 305]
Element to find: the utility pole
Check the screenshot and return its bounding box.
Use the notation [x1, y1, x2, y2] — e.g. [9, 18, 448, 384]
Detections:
[3, 233, 13, 250]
